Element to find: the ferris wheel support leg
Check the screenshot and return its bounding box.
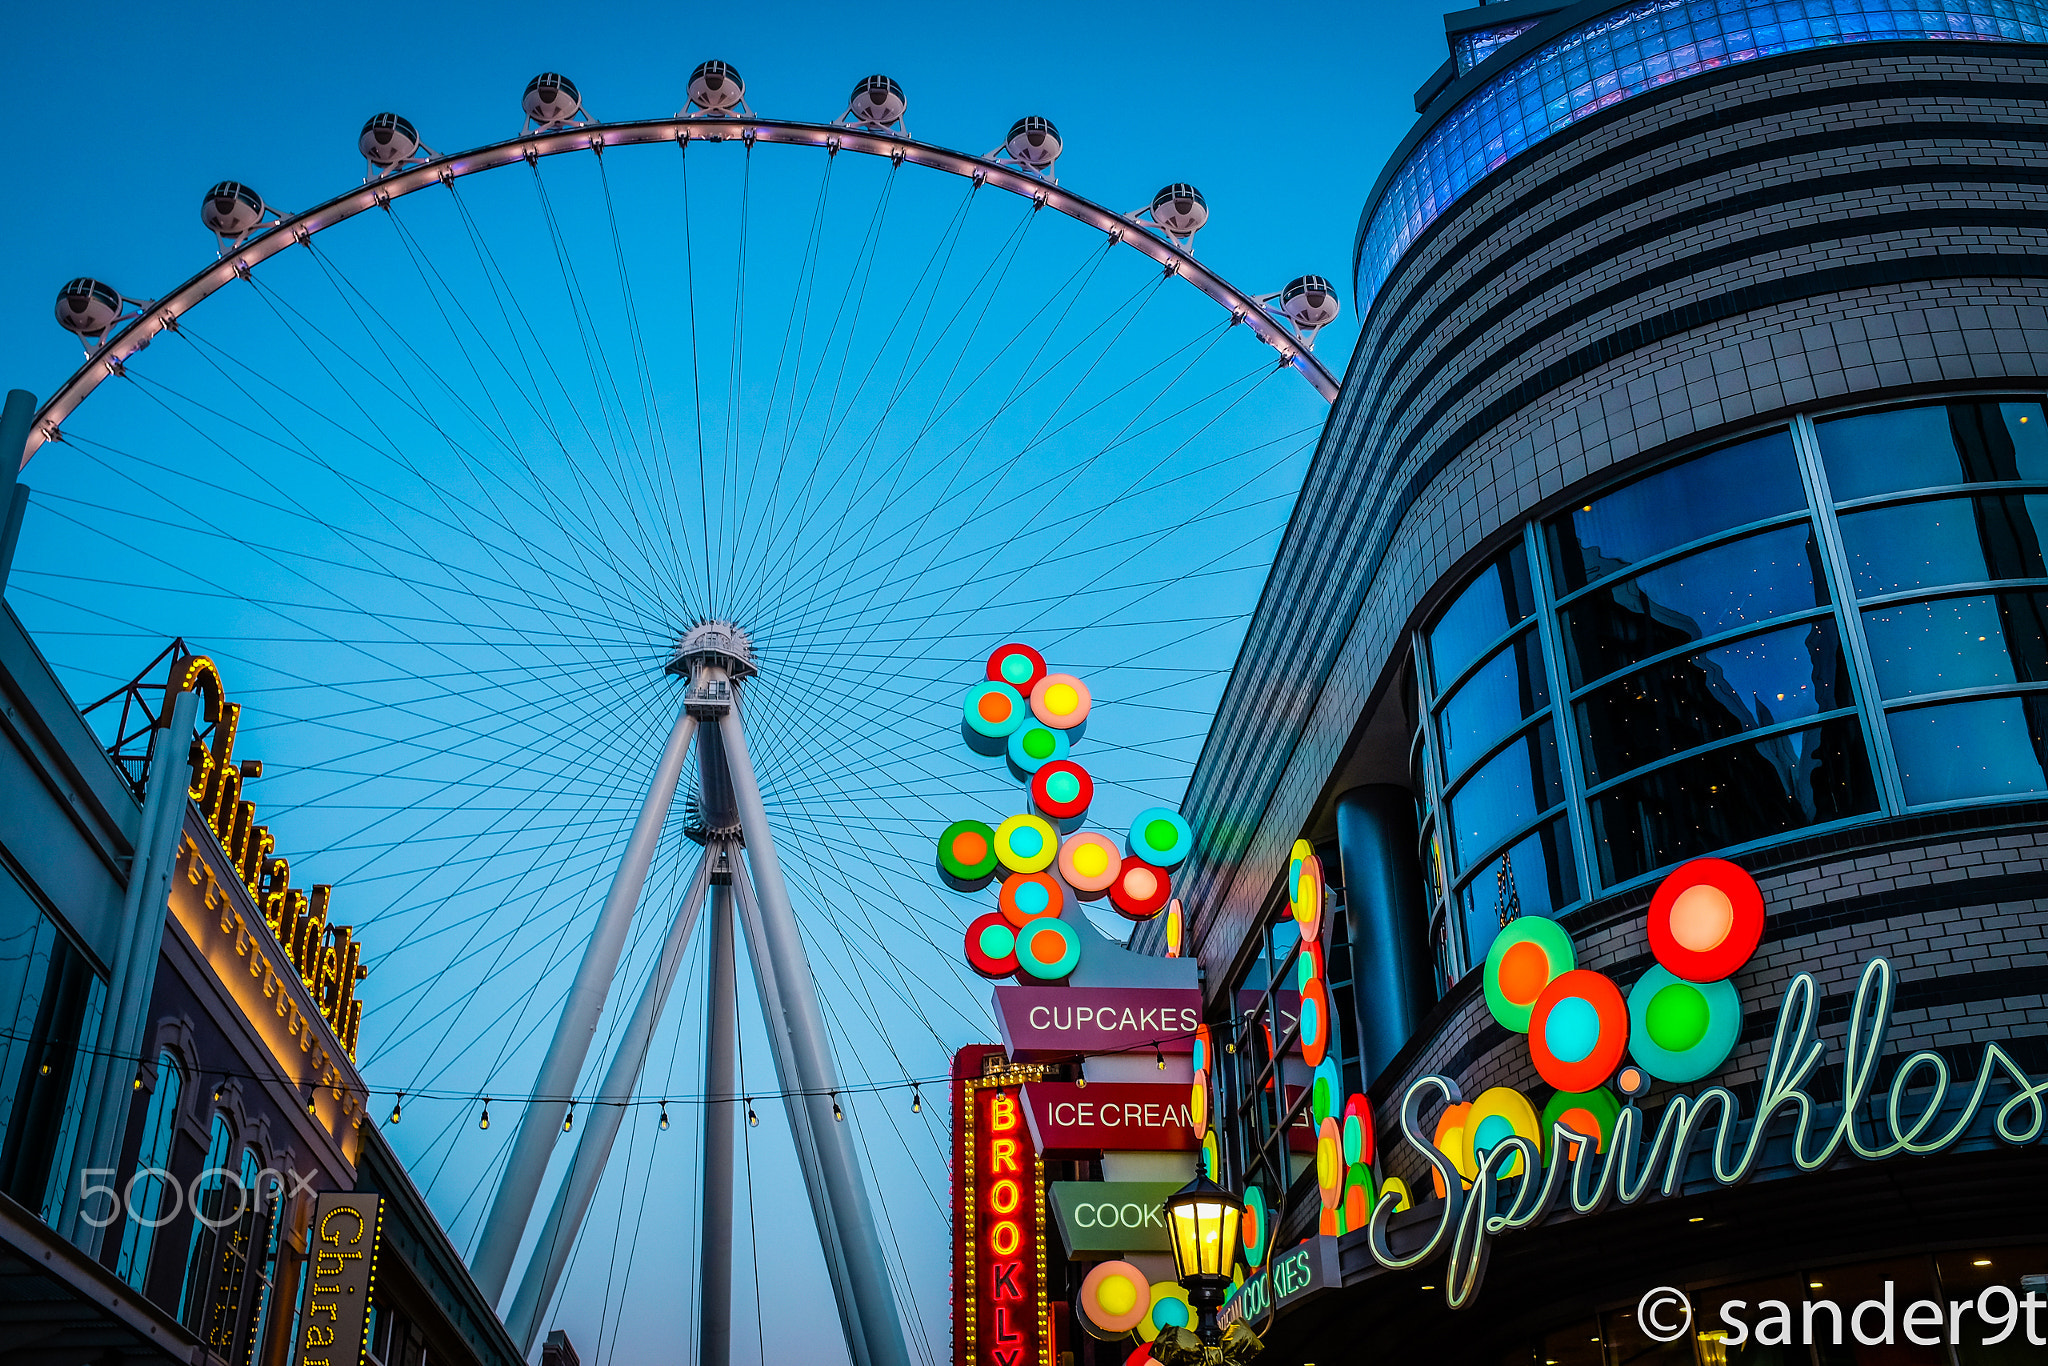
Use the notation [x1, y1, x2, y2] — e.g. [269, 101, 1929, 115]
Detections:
[699, 873, 739, 1366]
[504, 844, 714, 1349]
[717, 707, 912, 1366]
[473, 702, 699, 1303]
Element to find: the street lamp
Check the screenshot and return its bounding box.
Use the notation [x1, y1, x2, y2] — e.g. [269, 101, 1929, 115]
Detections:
[1163, 1167, 1242, 1346]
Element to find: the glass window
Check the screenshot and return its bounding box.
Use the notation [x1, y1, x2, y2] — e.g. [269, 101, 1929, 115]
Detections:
[1446, 720, 1563, 868]
[1589, 718, 1877, 884]
[1889, 694, 2048, 805]
[1937, 1245, 2048, 1366]
[1561, 525, 1828, 686]
[0, 887, 105, 1217]
[116, 1051, 185, 1290]
[1427, 545, 1534, 688]
[1436, 630, 1548, 782]
[181, 1113, 236, 1328]
[1575, 619, 1853, 783]
[1862, 590, 2048, 698]
[1818, 400, 2048, 501]
[1839, 494, 2048, 597]
[1547, 431, 1803, 593]
[1456, 817, 1577, 963]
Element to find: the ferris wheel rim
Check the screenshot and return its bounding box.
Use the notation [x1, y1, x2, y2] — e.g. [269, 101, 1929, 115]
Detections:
[24, 113, 1339, 465]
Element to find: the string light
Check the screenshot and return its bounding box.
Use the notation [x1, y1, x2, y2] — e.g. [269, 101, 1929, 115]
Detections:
[1154, 1043, 1165, 1070]
[389, 1093, 403, 1125]
[305, 1087, 317, 1114]
[911, 1089, 922, 1115]
[659, 1103, 669, 1131]
[133, 1065, 144, 1090]
[831, 1094, 844, 1122]
[479, 1099, 490, 1130]
[213, 1082, 224, 1102]
[746, 1099, 759, 1127]
[563, 1103, 575, 1133]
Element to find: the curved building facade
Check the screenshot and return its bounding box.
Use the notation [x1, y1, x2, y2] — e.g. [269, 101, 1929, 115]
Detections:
[1155, 3, 2048, 1360]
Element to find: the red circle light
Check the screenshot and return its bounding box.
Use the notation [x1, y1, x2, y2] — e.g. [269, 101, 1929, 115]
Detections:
[1647, 857, 1764, 982]
[1527, 970, 1629, 1092]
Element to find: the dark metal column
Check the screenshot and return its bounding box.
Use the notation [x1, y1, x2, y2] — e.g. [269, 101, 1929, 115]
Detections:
[699, 876, 738, 1366]
[1334, 785, 1433, 1086]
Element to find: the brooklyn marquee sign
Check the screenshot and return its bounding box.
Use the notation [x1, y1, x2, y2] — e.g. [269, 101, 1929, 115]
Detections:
[1375, 957, 2048, 1307]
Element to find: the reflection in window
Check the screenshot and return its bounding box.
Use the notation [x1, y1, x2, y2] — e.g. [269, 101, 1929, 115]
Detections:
[1576, 619, 1853, 782]
[1547, 431, 1802, 593]
[1437, 631, 1548, 782]
[1840, 494, 2048, 598]
[1456, 818, 1576, 965]
[181, 1113, 236, 1329]
[1427, 544, 1534, 688]
[1818, 399, 2048, 501]
[1862, 591, 2048, 698]
[1889, 695, 2048, 805]
[116, 1051, 184, 1290]
[1590, 718, 1877, 883]
[1447, 721, 1563, 868]
[1561, 525, 1828, 686]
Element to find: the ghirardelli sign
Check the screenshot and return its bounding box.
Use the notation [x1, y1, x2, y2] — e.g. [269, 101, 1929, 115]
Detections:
[994, 986, 1201, 1060]
[296, 1193, 380, 1366]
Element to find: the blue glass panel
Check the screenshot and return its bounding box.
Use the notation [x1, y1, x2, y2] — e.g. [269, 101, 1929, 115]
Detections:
[1576, 617, 1852, 782]
[1547, 431, 1803, 593]
[1589, 717, 1877, 884]
[1456, 817, 1578, 970]
[1861, 590, 2048, 699]
[1427, 543, 1535, 688]
[1357, 0, 2048, 310]
[1890, 694, 2048, 804]
[1437, 628, 1548, 782]
[1561, 524, 1827, 686]
[1446, 718, 1563, 869]
[1819, 401, 2048, 501]
[1839, 495, 2048, 598]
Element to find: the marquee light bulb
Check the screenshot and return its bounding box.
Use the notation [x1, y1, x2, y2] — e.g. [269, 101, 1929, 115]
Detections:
[480, 1099, 491, 1130]
[746, 1099, 759, 1127]
[306, 1087, 317, 1115]
[659, 1103, 670, 1132]
[133, 1067, 145, 1090]
[832, 1094, 844, 1122]
[1155, 1045, 1165, 1070]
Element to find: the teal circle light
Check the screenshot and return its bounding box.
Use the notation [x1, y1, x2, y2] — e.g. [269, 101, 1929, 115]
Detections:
[1006, 721, 1070, 773]
[1626, 966, 1741, 1083]
[1126, 806, 1193, 868]
[1544, 996, 1601, 1064]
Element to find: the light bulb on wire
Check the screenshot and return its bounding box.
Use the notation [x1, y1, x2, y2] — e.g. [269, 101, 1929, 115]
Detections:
[659, 1102, 670, 1131]
[831, 1094, 844, 1122]
[389, 1093, 403, 1125]
[746, 1098, 758, 1127]
[563, 1103, 575, 1133]
[480, 1099, 491, 1130]
[911, 1089, 922, 1115]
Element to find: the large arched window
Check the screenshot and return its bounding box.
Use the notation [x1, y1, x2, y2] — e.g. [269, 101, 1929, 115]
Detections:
[178, 1111, 235, 1330]
[114, 1049, 184, 1291]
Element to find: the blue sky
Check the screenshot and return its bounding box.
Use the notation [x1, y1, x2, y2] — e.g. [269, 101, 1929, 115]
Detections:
[2, 3, 1452, 1363]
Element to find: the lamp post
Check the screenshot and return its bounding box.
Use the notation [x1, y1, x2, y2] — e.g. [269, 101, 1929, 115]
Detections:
[1163, 1166, 1242, 1347]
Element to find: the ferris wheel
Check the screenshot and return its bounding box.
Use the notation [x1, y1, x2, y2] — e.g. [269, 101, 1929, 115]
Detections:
[15, 60, 1339, 1366]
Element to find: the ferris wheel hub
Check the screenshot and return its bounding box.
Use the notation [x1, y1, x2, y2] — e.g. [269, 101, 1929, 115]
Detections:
[666, 618, 757, 688]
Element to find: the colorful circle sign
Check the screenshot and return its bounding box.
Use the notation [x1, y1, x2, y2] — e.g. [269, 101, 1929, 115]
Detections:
[1529, 970, 1629, 1092]
[1006, 720, 1070, 773]
[1291, 852, 1324, 942]
[1127, 807, 1193, 868]
[1463, 1085, 1543, 1177]
[998, 870, 1062, 927]
[1483, 915, 1577, 1033]
[1299, 977, 1332, 1067]
[1309, 1056, 1342, 1126]
[1057, 831, 1123, 898]
[1296, 938, 1325, 995]
[964, 912, 1018, 978]
[1380, 1176, 1412, 1213]
[936, 819, 999, 885]
[1241, 1185, 1268, 1268]
[1627, 965, 1742, 1082]
[1342, 1162, 1374, 1232]
[962, 681, 1028, 739]
[1539, 1086, 1620, 1161]
[1109, 858, 1171, 920]
[1432, 1101, 1473, 1197]
[1189, 1069, 1208, 1133]
[1015, 915, 1081, 980]
[1031, 759, 1094, 821]
[1648, 857, 1765, 982]
[993, 814, 1058, 873]
[1030, 673, 1093, 730]
[1316, 1116, 1343, 1210]
[1139, 1283, 1193, 1342]
[1191, 1022, 1211, 1075]
[987, 643, 1047, 696]
[1164, 899, 1184, 957]
[1078, 1261, 1150, 1336]
[1201, 1127, 1220, 1181]
[1342, 1093, 1375, 1166]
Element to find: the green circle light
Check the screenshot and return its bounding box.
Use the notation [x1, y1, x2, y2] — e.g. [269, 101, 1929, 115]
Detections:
[1626, 965, 1741, 1084]
[1024, 728, 1055, 759]
[1645, 982, 1711, 1052]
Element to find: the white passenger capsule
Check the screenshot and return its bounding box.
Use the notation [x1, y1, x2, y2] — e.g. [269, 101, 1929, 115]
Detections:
[847, 74, 906, 129]
[1005, 116, 1061, 170]
[1279, 275, 1341, 333]
[360, 112, 423, 168]
[55, 278, 126, 339]
[200, 182, 267, 242]
[523, 72, 583, 129]
[1151, 184, 1208, 238]
[687, 60, 746, 114]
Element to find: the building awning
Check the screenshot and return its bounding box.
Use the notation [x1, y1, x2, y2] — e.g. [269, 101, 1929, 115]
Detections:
[0, 1190, 201, 1366]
